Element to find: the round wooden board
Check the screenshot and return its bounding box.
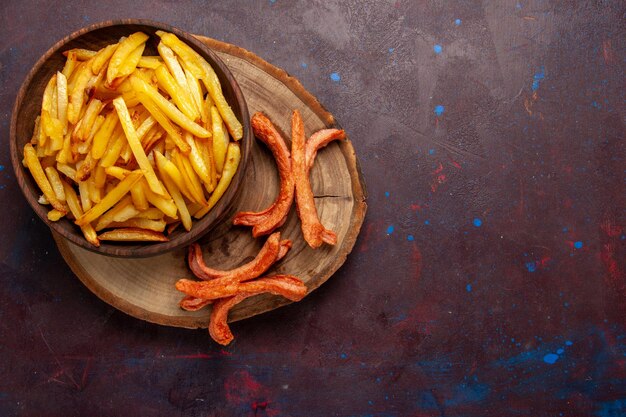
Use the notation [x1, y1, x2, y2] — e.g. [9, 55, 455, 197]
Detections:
[53, 36, 367, 329]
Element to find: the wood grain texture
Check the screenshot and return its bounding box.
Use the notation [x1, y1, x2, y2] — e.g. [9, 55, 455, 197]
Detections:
[53, 35, 367, 328]
[10, 20, 252, 257]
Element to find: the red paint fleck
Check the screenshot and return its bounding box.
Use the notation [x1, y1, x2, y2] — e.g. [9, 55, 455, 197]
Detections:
[412, 243, 422, 282]
[602, 39, 614, 64]
[252, 401, 269, 411]
[430, 163, 447, 192]
[601, 222, 623, 238]
[449, 159, 462, 169]
[538, 256, 551, 268]
[563, 165, 573, 175]
[224, 370, 262, 404]
[600, 243, 625, 296]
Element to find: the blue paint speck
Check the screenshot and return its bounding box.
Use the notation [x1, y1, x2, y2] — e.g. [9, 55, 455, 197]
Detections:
[386, 225, 394, 235]
[407, 234, 414, 241]
[525, 262, 537, 272]
[531, 66, 545, 91]
[384, 191, 390, 198]
[466, 284, 472, 292]
[574, 241, 583, 249]
[516, 2, 522, 9]
[565, 340, 573, 346]
[269, 0, 276, 3]
[434, 105, 445, 116]
[591, 101, 600, 108]
[562, 227, 568, 232]
[0, 165, 4, 172]
[455, 19, 462, 26]
[388, 47, 394, 53]
[543, 353, 559, 364]
[557, 348, 564, 354]
[473, 218, 482, 227]
[301, 62, 307, 69]
[340, 353, 348, 359]
[330, 72, 341, 82]
[429, 149, 436, 155]
[424, 220, 430, 225]
[433, 44, 443, 54]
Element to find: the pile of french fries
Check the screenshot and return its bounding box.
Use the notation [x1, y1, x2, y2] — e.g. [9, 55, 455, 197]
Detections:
[23, 31, 243, 247]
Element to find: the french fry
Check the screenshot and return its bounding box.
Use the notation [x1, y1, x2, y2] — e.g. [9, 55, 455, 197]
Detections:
[157, 42, 193, 101]
[130, 182, 149, 211]
[129, 75, 210, 139]
[98, 228, 168, 242]
[211, 106, 228, 174]
[76, 170, 143, 226]
[154, 64, 198, 121]
[41, 111, 64, 152]
[196, 136, 216, 192]
[112, 96, 167, 196]
[91, 43, 118, 75]
[134, 208, 164, 220]
[106, 32, 149, 84]
[77, 99, 103, 141]
[95, 196, 139, 231]
[108, 218, 166, 232]
[154, 151, 194, 202]
[185, 132, 211, 186]
[56, 72, 68, 134]
[62, 181, 99, 246]
[134, 91, 189, 153]
[184, 66, 204, 121]
[93, 164, 107, 189]
[156, 152, 192, 231]
[67, 62, 93, 124]
[135, 115, 157, 141]
[105, 166, 131, 180]
[77, 179, 91, 212]
[24, 144, 65, 213]
[44, 166, 66, 202]
[116, 42, 146, 78]
[62, 50, 78, 79]
[174, 150, 206, 204]
[99, 125, 126, 168]
[137, 56, 162, 69]
[91, 111, 118, 160]
[195, 142, 240, 217]
[143, 182, 178, 219]
[47, 209, 65, 221]
[56, 162, 76, 181]
[64, 48, 97, 60]
[157, 31, 243, 140]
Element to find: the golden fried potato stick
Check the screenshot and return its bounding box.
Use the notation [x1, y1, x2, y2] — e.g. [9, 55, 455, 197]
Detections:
[113, 96, 168, 196]
[91, 43, 118, 75]
[155, 151, 193, 231]
[56, 72, 68, 134]
[108, 218, 166, 232]
[232, 113, 293, 235]
[23, 144, 66, 213]
[156, 31, 243, 140]
[75, 170, 142, 226]
[98, 228, 168, 242]
[106, 32, 148, 84]
[129, 74, 210, 139]
[207, 276, 307, 345]
[137, 56, 162, 69]
[154, 64, 198, 121]
[193, 142, 240, 218]
[62, 180, 99, 246]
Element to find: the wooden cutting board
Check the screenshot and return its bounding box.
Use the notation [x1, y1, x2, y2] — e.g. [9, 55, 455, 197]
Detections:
[52, 36, 367, 328]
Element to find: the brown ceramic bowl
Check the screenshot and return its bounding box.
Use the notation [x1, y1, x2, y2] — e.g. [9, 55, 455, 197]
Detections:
[10, 19, 251, 258]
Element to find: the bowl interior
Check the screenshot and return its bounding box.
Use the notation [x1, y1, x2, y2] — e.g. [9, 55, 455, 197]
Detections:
[10, 20, 251, 258]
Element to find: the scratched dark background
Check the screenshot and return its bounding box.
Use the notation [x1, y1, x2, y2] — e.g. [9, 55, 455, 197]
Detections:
[1, 1, 625, 416]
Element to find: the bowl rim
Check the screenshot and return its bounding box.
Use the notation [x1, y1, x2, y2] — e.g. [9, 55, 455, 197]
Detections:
[10, 19, 251, 258]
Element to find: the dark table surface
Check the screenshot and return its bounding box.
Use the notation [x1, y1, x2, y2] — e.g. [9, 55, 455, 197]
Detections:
[1, 1, 624, 416]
